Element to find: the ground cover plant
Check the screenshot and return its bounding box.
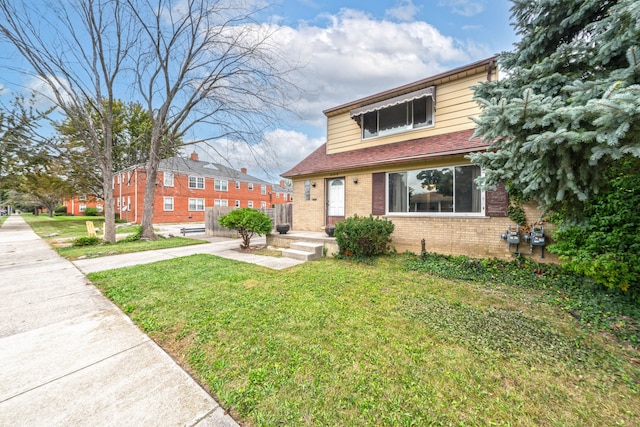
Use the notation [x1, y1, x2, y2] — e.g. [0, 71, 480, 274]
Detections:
[23, 214, 206, 260]
[89, 254, 640, 426]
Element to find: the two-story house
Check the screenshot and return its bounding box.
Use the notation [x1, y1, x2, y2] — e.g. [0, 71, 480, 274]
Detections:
[282, 57, 532, 259]
[113, 152, 292, 223]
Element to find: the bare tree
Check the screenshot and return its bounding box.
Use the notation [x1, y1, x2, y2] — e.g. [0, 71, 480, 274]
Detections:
[0, 0, 136, 242]
[126, 0, 301, 239]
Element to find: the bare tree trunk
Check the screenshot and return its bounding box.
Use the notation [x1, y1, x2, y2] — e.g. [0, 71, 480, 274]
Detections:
[140, 157, 159, 239]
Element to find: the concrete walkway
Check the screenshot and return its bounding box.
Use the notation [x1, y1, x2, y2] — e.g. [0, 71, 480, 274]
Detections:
[73, 229, 304, 274]
[0, 215, 241, 426]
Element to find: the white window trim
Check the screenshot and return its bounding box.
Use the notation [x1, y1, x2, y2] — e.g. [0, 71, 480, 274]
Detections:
[248, 182, 254, 190]
[215, 180, 228, 192]
[189, 176, 205, 189]
[235, 181, 240, 189]
[235, 200, 240, 207]
[261, 185, 267, 195]
[163, 197, 174, 211]
[188, 198, 205, 211]
[164, 172, 174, 187]
[248, 200, 253, 208]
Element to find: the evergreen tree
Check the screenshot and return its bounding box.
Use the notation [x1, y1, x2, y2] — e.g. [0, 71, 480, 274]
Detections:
[471, 0, 640, 293]
[470, 0, 640, 214]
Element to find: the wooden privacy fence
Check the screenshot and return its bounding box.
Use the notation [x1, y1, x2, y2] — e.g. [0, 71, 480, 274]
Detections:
[205, 203, 293, 237]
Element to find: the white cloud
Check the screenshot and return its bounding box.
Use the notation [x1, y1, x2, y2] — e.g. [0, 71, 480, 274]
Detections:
[187, 129, 324, 181]
[439, 0, 486, 17]
[385, 0, 421, 22]
[23, 75, 74, 111]
[270, 8, 484, 131]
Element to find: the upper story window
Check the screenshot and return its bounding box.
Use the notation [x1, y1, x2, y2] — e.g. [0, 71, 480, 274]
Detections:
[350, 87, 435, 140]
[387, 165, 481, 215]
[248, 182, 254, 190]
[235, 181, 240, 190]
[215, 180, 228, 192]
[164, 172, 174, 187]
[261, 185, 266, 195]
[189, 176, 204, 189]
[304, 180, 310, 201]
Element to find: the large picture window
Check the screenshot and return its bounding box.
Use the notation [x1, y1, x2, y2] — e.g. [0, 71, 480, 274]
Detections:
[388, 165, 481, 214]
[361, 96, 433, 139]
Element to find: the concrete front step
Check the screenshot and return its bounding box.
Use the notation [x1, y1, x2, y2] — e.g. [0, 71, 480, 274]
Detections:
[290, 242, 323, 257]
[281, 242, 323, 261]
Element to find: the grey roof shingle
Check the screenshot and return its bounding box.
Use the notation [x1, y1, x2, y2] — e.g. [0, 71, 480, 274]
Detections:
[159, 156, 272, 186]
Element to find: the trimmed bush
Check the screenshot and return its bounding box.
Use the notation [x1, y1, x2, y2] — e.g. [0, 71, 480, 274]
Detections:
[219, 208, 273, 249]
[72, 236, 102, 247]
[54, 205, 67, 215]
[84, 207, 99, 216]
[334, 214, 394, 258]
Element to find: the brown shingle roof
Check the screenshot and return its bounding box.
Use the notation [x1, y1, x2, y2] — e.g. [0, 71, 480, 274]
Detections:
[282, 128, 487, 178]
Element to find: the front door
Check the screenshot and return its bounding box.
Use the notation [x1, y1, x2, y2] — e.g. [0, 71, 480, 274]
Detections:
[326, 177, 345, 226]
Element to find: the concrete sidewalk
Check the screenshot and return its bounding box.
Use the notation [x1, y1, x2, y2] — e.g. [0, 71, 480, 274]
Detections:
[0, 215, 240, 426]
[73, 230, 304, 274]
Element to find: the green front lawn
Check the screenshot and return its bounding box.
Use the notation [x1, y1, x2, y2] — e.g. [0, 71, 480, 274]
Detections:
[23, 213, 206, 259]
[89, 254, 640, 426]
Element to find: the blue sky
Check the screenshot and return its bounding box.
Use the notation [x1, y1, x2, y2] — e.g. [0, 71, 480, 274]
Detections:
[0, 0, 519, 181]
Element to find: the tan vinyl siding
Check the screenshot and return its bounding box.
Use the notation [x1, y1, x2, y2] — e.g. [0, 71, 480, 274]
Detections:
[326, 71, 487, 154]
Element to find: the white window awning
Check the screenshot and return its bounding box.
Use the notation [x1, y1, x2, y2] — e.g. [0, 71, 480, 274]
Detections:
[349, 86, 435, 118]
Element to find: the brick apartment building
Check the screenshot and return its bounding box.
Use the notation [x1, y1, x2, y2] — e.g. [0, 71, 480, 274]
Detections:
[98, 152, 291, 223]
[62, 194, 104, 216]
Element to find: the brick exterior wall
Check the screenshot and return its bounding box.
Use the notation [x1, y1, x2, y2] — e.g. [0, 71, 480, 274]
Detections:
[113, 168, 291, 224]
[62, 195, 104, 216]
[291, 173, 557, 262]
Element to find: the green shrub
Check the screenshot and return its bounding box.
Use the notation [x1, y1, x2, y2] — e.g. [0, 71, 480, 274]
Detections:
[549, 161, 640, 297]
[73, 236, 102, 247]
[121, 225, 142, 242]
[334, 214, 394, 258]
[219, 208, 273, 249]
[54, 205, 67, 215]
[84, 207, 99, 216]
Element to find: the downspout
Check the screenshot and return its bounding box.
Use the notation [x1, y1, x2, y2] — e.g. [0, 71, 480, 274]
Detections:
[134, 168, 138, 223]
[487, 60, 495, 82]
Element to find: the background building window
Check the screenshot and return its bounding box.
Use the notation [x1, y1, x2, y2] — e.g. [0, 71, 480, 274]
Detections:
[235, 200, 240, 207]
[214, 199, 228, 207]
[248, 182, 254, 190]
[261, 185, 266, 195]
[248, 200, 253, 208]
[235, 181, 240, 189]
[189, 176, 204, 189]
[215, 180, 228, 192]
[164, 197, 174, 211]
[164, 172, 174, 187]
[188, 198, 205, 211]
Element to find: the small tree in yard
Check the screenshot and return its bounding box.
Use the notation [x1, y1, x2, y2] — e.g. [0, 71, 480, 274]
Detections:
[219, 208, 273, 249]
